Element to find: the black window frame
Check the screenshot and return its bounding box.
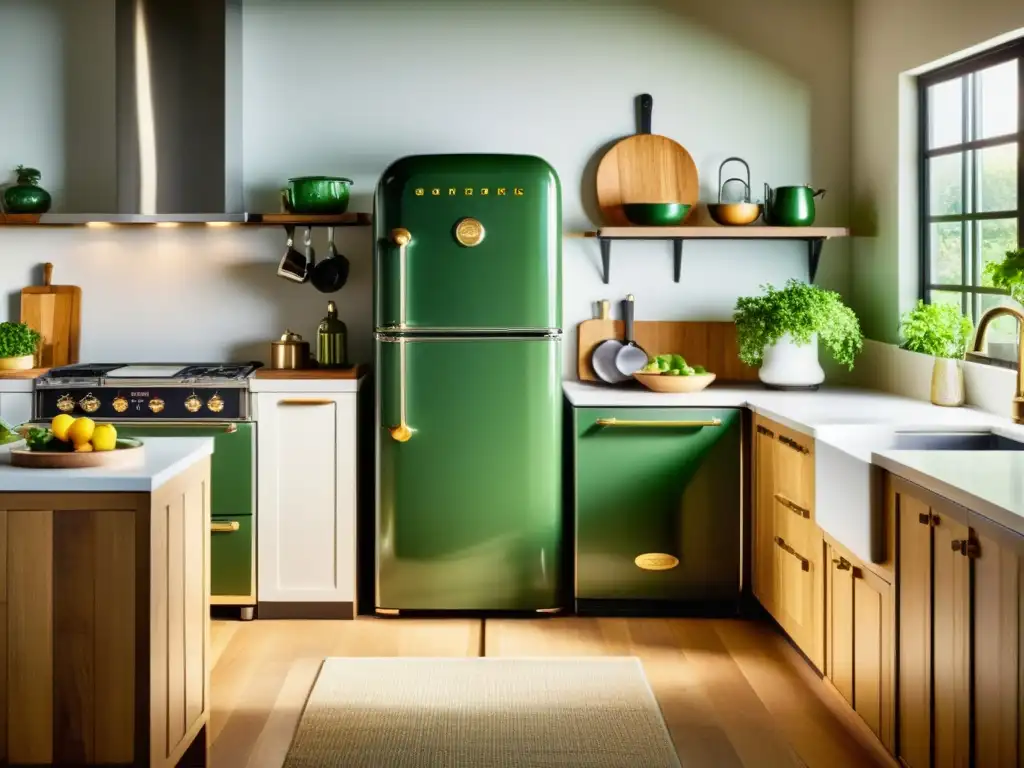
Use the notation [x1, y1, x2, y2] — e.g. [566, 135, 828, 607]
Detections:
[918, 38, 1024, 320]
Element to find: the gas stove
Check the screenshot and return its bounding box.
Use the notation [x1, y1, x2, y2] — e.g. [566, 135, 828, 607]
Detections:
[34, 362, 262, 421]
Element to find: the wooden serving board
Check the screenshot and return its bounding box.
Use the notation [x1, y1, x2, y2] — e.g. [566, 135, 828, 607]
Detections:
[254, 363, 367, 380]
[20, 262, 81, 368]
[577, 319, 757, 383]
[0, 368, 49, 379]
[11, 439, 145, 469]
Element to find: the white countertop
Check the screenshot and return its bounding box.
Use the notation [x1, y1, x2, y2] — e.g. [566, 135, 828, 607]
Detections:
[564, 381, 1024, 537]
[0, 436, 213, 493]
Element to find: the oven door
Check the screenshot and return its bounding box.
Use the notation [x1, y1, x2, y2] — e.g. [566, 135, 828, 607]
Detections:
[113, 421, 254, 604]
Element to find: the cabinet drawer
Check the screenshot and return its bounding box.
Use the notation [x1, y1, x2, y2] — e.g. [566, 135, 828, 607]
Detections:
[774, 437, 813, 514]
[774, 498, 815, 559]
[211, 515, 253, 599]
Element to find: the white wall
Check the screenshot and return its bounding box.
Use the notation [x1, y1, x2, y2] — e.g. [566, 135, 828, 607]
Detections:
[0, 0, 853, 374]
[850, 0, 1024, 343]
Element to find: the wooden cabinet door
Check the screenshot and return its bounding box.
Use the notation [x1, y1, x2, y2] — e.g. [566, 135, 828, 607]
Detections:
[772, 427, 813, 516]
[932, 504, 971, 768]
[970, 512, 1023, 768]
[852, 565, 894, 752]
[774, 517, 823, 670]
[753, 422, 777, 613]
[256, 392, 357, 605]
[826, 544, 855, 705]
[897, 489, 933, 768]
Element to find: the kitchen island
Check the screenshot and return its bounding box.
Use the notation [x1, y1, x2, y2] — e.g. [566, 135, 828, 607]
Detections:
[0, 437, 212, 767]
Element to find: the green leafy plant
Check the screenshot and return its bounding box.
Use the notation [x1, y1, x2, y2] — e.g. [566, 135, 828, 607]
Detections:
[14, 165, 41, 185]
[733, 279, 863, 369]
[983, 248, 1024, 304]
[0, 321, 40, 359]
[899, 300, 973, 359]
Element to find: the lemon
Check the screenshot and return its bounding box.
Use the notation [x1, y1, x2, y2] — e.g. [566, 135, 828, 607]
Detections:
[51, 414, 75, 442]
[91, 424, 117, 452]
[67, 417, 95, 447]
[74, 442, 94, 453]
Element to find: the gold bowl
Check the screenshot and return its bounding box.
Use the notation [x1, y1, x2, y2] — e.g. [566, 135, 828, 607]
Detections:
[633, 372, 716, 393]
[707, 202, 762, 226]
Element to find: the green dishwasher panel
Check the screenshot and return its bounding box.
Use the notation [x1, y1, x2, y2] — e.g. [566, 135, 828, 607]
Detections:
[574, 407, 741, 604]
[210, 515, 253, 598]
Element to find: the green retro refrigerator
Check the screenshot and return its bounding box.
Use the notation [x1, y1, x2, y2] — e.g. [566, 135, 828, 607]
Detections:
[374, 154, 563, 613]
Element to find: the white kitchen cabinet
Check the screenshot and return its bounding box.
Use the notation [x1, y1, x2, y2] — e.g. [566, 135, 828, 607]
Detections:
[255, 390, 358, 616]
[0, 392, 33, 427]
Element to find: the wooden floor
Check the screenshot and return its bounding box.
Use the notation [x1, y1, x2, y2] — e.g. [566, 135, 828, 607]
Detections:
[209, 617, 896, 768]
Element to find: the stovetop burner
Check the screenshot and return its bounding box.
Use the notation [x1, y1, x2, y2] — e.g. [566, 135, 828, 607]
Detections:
[38, 362, 262, 387]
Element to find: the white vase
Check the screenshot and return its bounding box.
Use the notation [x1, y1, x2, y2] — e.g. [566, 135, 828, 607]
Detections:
[758, 333, 826, 390]
[0, 354, 34, 371]
[930, 357, 965, 407]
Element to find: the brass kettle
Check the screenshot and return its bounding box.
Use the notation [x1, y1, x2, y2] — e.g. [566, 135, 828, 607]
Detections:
[270, 330, 310, 370]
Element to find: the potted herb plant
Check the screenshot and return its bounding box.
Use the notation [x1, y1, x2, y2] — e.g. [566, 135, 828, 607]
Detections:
[734, 279, 863, 389]
[0, 322, 41, 370]
[899, 300, 973, 406]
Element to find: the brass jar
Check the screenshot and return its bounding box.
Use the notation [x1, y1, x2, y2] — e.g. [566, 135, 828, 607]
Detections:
[270, 330, 310, 370]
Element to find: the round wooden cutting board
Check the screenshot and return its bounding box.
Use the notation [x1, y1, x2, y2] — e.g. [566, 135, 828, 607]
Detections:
[11, 438, 145, 469]
[596, 94, 699, 226]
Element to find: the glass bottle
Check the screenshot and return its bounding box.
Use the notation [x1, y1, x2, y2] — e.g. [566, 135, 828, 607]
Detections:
[316, 301, 348, 368]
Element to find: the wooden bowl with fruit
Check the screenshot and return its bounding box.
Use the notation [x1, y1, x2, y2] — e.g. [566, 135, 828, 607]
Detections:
[634, 354, 717, 393]
[12, 416, 144, 469]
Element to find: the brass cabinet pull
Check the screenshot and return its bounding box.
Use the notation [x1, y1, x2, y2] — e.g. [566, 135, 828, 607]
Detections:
[778, 434, 810, 454]
[756, 424, 776, 438]
[391, 227, 411, 329]
[279, 398, 334, 406]
[595, 418, 722, 428]
[951, 539, 963, 552]
[965, 540, 981, 559]
[833, 557, 851, 571]
[774, 536, 811, 572]
[774, 493, 810, 519]
[211, 521, 240, 533]
[919, 512, 931, 525]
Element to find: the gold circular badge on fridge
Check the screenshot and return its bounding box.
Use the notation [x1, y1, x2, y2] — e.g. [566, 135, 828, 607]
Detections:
[454, 217, 485, 247]
[634, 553, 679, 571]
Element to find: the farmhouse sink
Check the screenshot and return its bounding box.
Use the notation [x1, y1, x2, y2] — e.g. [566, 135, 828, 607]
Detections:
[814, 427, 1024, 566]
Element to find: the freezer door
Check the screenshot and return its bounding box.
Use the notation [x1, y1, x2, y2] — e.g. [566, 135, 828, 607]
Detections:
[376, 335, 562, 611]
[374, 154, 561, 331]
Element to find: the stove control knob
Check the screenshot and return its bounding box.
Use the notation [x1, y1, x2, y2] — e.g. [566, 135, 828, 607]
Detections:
[207, 393, 224, 414]
[112, 396, 129, 414]
[79, 393, 100, 414]
[184, 394, 203, 414]
[57, 394, 75, 413]
[148, 398, 165, 414]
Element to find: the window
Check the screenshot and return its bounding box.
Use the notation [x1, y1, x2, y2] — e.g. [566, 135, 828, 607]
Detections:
[919, 40, 1023, 338]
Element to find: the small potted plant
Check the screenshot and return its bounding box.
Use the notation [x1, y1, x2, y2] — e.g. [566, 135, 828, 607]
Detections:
[734, 279, 863, 389]
[899, 300, 973, 407]
[0, 322, 41, 370]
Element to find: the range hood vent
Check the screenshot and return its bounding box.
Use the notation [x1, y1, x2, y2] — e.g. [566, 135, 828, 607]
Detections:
[110, 0, 243, 222]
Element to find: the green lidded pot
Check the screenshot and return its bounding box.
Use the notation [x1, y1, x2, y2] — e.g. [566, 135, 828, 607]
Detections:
[281, 176, 352, 215]
[3, 166, 52, 214]
[317, 301, 348, 368]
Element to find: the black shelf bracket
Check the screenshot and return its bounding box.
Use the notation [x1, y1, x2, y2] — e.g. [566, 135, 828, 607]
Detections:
[594, 235, 831, 285]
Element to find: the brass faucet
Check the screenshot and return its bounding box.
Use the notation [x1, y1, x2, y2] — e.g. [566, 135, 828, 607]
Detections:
[971, 305, 1024, 423]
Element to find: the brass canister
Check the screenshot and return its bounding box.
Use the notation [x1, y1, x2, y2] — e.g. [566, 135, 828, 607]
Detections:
[317, 301, 348, 368]
[270, 330, 310, 370]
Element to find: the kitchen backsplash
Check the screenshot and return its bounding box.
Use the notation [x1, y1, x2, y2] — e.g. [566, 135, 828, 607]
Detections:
[0, 0, 853, 374]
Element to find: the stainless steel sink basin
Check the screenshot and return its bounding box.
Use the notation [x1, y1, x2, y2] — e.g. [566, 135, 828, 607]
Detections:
[888, 432, 1024, 451]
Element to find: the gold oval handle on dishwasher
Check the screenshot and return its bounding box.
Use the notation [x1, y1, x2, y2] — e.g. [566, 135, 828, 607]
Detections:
[595, 418, 722, 428]
[279, 399, 335, 406]
[211, 521, 241, 533]
[774, 492, 810, 519]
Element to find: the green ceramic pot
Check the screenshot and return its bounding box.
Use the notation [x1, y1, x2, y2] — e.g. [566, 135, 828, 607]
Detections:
[3, 166, 51, 214]
[622, 202, 691, 226]
[281, 176, 353, 215]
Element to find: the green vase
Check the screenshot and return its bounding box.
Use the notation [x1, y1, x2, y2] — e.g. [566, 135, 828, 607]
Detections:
[3, 166, 51, 214]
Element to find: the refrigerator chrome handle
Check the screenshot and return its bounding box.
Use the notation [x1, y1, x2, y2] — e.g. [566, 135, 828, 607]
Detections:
[388, 337, 414, 442]
[391, 228, 412, 329]
[595, 418, 722, 428]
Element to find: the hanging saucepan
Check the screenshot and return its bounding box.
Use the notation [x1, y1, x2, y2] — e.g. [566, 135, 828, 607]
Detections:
[311, 226, 351, 293]
[707, 157, 763, 226]
[591, 299, 631, 384]
[614, 294, 649, 377]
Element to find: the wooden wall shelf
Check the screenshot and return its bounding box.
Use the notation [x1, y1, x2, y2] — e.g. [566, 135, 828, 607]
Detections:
[0, 212, 373, 227]
[578, 226, 850, 284]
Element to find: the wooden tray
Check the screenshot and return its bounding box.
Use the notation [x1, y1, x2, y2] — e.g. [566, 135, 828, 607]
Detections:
[0, 368, 49, 379]
[11, 438, 145, 469]
[577, 319, 757, 383]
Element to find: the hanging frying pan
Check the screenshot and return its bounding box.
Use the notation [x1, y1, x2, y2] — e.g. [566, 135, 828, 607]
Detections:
[615, 294, 649, 376]
[590, 299, 631, 384]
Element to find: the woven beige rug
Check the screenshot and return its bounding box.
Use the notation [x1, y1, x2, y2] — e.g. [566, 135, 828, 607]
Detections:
[283, 657, 682, 768]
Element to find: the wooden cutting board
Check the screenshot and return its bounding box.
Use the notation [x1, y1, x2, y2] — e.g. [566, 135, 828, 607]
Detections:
[20, 262, 81, 368]
[577, 318, 758, 383]
[596, 94, 699, 226]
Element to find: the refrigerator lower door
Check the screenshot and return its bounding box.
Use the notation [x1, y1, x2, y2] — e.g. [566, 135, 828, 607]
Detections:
[376, 334, 562, 611]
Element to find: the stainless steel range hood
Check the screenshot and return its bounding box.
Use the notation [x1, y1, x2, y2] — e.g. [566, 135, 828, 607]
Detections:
[45, 0, 244, 224]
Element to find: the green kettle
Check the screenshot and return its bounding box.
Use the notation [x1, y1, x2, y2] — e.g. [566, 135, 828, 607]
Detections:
[763, 184, 825, 227]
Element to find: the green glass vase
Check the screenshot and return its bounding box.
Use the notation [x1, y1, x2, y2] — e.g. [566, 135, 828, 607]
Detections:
[3, 166, 52, 214]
